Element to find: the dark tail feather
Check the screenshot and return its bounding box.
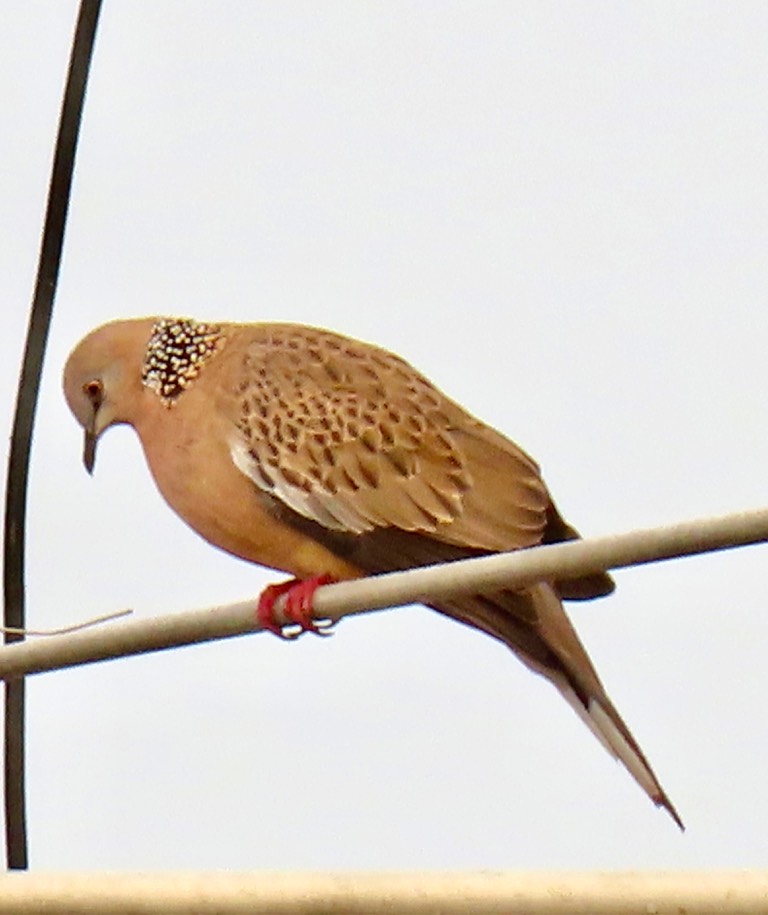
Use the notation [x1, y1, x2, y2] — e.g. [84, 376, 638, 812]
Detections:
[430, 582, 683, 829]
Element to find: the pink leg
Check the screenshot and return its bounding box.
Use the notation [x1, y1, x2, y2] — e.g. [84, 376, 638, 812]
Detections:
[256, 574, 335, 639]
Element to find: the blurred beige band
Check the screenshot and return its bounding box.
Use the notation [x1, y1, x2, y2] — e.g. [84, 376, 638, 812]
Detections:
[0, 870, 764, 914]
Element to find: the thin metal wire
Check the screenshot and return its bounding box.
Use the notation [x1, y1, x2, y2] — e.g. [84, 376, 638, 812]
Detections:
[0, 610, 132, 638]
[2, 0, 102, 870]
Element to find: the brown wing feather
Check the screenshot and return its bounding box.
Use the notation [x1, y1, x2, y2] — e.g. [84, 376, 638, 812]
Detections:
[227, 323, 552, 550]
[225, 321, 611, 596]
[542, 502, 615, 599]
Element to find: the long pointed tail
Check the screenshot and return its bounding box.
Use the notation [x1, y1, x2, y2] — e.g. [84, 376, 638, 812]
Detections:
[557, 678, 683, 829]
[431, 582, 683, 829]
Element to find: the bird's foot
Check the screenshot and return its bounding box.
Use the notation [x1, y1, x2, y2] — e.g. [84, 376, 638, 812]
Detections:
[256, 574, 336, 640]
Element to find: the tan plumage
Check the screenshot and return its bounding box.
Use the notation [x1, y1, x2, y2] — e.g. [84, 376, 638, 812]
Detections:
[63, 316, 681, 828]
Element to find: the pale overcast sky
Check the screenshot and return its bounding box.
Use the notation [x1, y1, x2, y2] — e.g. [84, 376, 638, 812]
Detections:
[2, 2, 768, 871]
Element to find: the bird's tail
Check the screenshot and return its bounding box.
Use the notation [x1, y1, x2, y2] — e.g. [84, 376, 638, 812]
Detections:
[430, 582, 683, 829]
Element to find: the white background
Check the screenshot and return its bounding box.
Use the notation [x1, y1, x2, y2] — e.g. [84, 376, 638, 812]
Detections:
[2, 2, 767, 869]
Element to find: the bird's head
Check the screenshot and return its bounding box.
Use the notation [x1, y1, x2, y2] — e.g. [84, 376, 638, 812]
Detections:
[63, 319, 157, 474]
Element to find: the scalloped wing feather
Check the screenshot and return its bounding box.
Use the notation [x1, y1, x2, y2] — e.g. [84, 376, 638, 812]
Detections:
[224, 324, 550, 551]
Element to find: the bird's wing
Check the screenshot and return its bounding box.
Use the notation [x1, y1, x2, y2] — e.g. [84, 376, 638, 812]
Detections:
[225, 324, 550, 551]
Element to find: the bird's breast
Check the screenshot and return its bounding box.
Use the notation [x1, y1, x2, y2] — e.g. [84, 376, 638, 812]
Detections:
[133, 396, 361, 580]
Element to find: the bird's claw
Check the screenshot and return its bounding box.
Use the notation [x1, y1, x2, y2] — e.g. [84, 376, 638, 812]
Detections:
[256, 574, 335, 639]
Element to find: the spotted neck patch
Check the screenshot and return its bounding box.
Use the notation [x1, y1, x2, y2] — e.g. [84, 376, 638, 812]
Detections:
[141, 318, 222, 404]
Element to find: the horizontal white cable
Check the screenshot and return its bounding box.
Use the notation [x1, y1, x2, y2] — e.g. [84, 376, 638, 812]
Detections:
[2, 506, 767, 680]
[0, 870, 764, 914]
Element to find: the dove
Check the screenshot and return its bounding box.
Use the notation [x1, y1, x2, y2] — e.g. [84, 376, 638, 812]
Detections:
[63, 316, 682, 827]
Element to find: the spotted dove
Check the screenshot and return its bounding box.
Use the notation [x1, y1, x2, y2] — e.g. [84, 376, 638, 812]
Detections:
[63, 316, 682, 827]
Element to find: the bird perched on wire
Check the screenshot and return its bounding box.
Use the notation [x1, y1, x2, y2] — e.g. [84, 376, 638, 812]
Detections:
[63, 316, 682, 828]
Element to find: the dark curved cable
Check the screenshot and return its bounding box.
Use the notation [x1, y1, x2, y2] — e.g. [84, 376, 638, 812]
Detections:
[3, 0, 102, 869]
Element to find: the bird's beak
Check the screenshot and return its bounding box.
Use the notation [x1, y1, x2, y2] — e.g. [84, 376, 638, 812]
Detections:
[83, 416, 98, 475]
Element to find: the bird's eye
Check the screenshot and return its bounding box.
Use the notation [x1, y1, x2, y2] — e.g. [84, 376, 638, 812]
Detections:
[83, 379, 103, 406]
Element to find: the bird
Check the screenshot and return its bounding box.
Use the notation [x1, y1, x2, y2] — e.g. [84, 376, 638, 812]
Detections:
[63, 315, 682, 828]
